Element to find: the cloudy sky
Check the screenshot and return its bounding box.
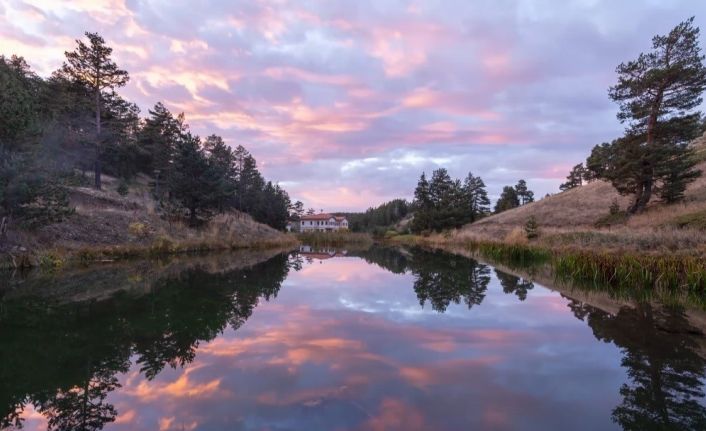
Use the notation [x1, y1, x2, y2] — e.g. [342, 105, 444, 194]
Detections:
[2, 0, 705, 211]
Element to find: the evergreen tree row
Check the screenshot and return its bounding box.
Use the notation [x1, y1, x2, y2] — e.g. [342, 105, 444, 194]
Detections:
[0, 32, 290, 230]
[343, 199, 411, 232]
[411, 170, 491, 233]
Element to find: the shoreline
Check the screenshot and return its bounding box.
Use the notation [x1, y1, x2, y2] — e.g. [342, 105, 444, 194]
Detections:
[385, 234, 706, 305]
[0, 234, 300, 271]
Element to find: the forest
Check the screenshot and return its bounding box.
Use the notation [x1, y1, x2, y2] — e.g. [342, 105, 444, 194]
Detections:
[0, 32, 291, 232]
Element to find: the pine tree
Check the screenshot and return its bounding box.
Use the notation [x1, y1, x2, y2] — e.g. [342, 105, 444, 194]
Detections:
[608, 17, 706, 213]
[560, 164, 586, 191]
[203, 134, 236, 210]
[463, 172, 490, 222]
[60, 32, 129, 190]
[167, 133, 221, 226]
[514, 179, 534, 205]
[138, 102, 184, 197]
[524, 216, 539, 239]
[657, 143, 701, 203]
[495, 186, 520, 213]
[429, 168, 454, 208]
[414, 172, 432, 210]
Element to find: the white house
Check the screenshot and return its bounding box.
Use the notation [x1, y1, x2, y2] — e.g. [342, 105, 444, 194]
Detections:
[298, 213, 348, 232]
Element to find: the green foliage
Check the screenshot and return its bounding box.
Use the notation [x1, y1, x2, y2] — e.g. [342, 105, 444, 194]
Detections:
[560, 163, 586, 191]
[0, 56, 41, 150]
[167, 133, 224, 226]
[345, 199, 410, 232]
[494, 186, 520, 213]
[596, 17, 706, 213]
[514, 179, 534, 205]
[116, 179, 129, 196]
[524, 216, 539, 239]
[60, 32, 130, 190]
[554, 252, 706, 292]
[411, 169, 491, 233]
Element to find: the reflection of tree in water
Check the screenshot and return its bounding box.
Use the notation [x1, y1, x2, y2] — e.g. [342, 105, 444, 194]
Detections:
[409, 249, 491, 312]
[567, 299, 706, 431]
[0, 253, 292, 430]
[351, 245, 410, 275]
[354, 246, 491, 313]
[494, 269, 534, 301]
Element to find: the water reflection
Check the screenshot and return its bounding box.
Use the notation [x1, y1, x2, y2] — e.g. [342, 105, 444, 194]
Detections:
[0, 253, 292, 430]
[1, 247, 705, 430]
[494, 269, 534, 301]
[567, 300, 706, 430]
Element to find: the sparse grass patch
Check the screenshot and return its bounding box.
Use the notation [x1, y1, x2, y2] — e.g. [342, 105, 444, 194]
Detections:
[669, 209, 706, 230]
[594, 211, 629, 228]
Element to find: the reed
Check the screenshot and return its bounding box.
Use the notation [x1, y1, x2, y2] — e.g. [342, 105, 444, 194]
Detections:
[553, 252, 706, 292]
[387, 233, 706, 294]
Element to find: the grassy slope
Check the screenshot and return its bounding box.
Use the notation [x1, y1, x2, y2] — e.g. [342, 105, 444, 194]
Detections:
[1, 173, 297, 267]
[448, 135, 706, 255]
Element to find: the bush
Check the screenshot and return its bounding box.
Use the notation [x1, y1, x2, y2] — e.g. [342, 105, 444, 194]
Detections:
[524, 216, 539, 239]
[117, 179, 129, 196]
[128, 222, 149, 238]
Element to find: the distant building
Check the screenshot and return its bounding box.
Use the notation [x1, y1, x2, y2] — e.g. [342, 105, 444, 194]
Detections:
[298, 213, 348, 232]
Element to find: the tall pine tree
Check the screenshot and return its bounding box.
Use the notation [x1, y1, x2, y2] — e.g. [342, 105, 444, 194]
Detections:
[607, 17, 705, 212]
[60, 32, 129, 190]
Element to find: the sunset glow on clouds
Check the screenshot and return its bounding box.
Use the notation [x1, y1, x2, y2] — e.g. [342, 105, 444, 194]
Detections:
[2, 0, 705, 210]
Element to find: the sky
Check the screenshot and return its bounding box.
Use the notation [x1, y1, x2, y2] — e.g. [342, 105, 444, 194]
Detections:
[1, 0, 706, 211]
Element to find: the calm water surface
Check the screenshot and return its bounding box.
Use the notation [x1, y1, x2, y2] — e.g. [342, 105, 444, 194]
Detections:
[1, 246, 705, 430]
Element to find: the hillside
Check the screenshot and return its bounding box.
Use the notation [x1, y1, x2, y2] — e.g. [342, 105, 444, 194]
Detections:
[1, 173, 295, 268]
[454, 136, 706, 255]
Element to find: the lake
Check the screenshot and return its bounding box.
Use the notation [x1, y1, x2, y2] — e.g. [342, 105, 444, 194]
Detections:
[1, 246, 705, 430]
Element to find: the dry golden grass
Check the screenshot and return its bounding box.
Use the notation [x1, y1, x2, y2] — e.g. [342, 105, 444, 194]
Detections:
[457, 141, 706, 255]
[3, 174, 298, 268]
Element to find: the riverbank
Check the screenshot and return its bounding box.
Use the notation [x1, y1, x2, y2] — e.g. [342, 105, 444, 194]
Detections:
[296, 231, 373, 247]
[0, 178, 299, 270]
[387, 234, 706, 303]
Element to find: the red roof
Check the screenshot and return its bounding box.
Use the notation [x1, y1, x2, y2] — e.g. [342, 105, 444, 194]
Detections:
[301, 213, 347, 221]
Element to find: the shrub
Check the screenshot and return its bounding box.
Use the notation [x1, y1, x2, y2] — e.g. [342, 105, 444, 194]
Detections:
[128, 222, 149, 238]
[117, 179, 129, 196]
[524, 216, 539, 239]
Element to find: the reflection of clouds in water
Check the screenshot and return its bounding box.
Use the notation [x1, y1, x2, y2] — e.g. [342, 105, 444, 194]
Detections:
[107, 269, 623, 430]
[9, 248, 705, 431]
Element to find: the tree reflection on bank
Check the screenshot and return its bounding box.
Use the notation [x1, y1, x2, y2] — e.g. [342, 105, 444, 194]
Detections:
[0, 253, 292, 430]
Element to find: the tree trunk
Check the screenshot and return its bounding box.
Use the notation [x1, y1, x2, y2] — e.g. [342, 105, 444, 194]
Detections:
[94, 89, 102, 190]
[635, 177, 653, 213]
[94, 150, 102, 190]
[628, 183, 645, 214]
